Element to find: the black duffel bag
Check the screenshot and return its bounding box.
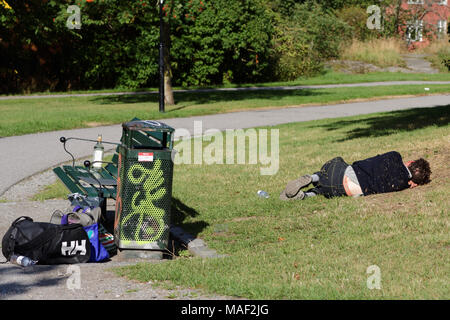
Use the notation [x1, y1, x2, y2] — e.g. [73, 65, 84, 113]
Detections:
[2, 216, 91, 265]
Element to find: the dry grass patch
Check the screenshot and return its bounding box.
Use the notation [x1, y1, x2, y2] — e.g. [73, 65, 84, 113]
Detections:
[340, 38, 407, 67]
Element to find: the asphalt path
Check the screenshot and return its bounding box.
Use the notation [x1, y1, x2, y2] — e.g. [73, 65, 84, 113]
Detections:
[0, 94, 448, 196]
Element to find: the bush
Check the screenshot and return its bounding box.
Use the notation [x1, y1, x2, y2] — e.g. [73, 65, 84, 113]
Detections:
[336, 6, 382, 41]
[271, 1, 352, 80]
[169, 0, 274, 86]
[418, 36, 450, 73]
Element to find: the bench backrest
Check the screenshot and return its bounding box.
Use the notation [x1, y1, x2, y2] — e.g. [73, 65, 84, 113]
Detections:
[54, 118, 171, 200]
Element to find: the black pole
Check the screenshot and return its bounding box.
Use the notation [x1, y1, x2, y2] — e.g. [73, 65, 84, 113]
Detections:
[159, 0, 165, 113]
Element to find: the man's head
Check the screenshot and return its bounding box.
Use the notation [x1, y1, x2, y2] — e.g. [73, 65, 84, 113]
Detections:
[406, 158, 431, 188]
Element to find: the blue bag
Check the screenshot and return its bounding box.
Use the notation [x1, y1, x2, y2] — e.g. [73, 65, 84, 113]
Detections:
[60, 208, 109, 263]
[83, 223, 109, 262]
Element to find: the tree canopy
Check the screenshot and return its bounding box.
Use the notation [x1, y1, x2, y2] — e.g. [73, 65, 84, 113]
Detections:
[0, 0, 435, 93]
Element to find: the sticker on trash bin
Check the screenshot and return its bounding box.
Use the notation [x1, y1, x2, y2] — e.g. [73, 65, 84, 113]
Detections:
[138, 152, 154, 162]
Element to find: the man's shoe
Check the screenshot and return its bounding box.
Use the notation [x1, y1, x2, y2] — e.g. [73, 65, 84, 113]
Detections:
[285, 175, 312, 198]
[280, 189, 305, 201]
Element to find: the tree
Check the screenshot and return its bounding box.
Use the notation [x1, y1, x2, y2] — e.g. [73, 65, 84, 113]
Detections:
[2, 0, 360, 94]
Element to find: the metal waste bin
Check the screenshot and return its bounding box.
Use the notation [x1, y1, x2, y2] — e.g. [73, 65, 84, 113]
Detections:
[114, 120, 175, 251]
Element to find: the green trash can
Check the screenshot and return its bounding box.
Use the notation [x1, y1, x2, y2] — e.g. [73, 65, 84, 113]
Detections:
[114, 120, 175, 251]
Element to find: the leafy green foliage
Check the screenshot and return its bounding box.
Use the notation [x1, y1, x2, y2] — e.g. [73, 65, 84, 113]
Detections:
[1, 0, 276, 91]
[168, 0, 274, 86]
[3, 0, 430, 93]
[271, 2, 352, 80]
[336, 6, 380, 41]
[437, 46, 450, 72]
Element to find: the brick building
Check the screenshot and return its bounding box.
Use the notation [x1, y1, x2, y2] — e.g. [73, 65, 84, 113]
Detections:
[401, 0, 449, 47]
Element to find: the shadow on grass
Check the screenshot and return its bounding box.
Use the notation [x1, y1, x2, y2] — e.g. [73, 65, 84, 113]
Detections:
[90, 88, 325, 109]
[167, 197, 209, 258]
[316, 105, 450, 142]
[170, 197, 208, 238]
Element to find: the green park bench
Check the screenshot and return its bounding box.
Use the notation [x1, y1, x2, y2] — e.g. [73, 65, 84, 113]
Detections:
[53, 119, 221, 258]
[52, 118, 170, 216]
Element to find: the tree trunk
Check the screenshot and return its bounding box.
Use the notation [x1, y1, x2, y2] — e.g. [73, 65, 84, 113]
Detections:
[163, 20, 175, 106]
[164, 63, 175, 105]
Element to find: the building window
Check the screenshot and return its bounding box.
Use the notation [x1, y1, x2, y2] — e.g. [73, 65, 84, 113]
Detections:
[437, 20, 447, 37]
[406, 20, 424, 42]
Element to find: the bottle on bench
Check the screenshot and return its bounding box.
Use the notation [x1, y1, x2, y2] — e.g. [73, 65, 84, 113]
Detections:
[93, 134, 104, 171]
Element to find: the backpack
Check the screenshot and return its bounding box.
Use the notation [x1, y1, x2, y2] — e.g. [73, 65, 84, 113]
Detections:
[2, 216, 91, 265]
[50, 205, 101, 227]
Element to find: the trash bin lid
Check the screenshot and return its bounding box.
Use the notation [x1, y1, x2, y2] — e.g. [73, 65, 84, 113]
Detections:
[123, 120, 175, 133]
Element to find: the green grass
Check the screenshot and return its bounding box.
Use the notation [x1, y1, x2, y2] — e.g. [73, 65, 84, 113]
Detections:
[289, 70, 450, 85]
[111, 105, 449, 299]
[1, 83, 449, 137]
[31, 179, 68, 201]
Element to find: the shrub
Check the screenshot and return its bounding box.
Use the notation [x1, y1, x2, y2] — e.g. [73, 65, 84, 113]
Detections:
[169, 0, 274, 86]
[417, 36, 450, 73]
[271, 1, 352, 80]
[432, 42, 450, 72]
[336, 6, 383, 41]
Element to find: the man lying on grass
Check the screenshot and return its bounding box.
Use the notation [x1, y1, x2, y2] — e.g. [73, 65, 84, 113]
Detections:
[280, 151, 431, 200]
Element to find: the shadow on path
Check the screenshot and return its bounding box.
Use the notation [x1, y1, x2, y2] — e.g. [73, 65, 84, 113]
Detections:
[315, 105, 449, 142]
[90, 88, 325, 108]
[0, 264, 67, 299]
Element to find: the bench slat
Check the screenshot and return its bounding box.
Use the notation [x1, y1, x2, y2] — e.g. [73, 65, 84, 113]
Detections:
[53, 167, 85, 195]
[97, 166, 118, 199]
[63, 165, 113, 198]
[105, 163, 118, 179]
[132, 130, 164, 148]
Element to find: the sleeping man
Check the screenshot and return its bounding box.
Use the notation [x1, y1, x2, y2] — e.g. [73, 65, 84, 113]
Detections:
[280, 151, 431, 200]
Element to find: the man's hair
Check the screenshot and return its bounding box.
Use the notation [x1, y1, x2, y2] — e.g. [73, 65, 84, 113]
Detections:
[408, 158, 431, 185]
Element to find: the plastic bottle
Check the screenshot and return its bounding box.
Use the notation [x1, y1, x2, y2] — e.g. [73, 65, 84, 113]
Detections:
[92, 134, 104, 171]
[257, 190, 269, 198]
[10, 254, 37, 267]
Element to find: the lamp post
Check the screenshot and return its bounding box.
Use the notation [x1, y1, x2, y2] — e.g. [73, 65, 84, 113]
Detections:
[159, 0, 165, 113]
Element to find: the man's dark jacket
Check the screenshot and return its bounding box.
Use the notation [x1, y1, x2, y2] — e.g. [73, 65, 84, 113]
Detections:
[352, 151, 410, 196]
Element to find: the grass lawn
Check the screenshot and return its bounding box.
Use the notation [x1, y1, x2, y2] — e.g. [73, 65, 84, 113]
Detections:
[108, 105, 449, 299]
[0, 83, 449, 137]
